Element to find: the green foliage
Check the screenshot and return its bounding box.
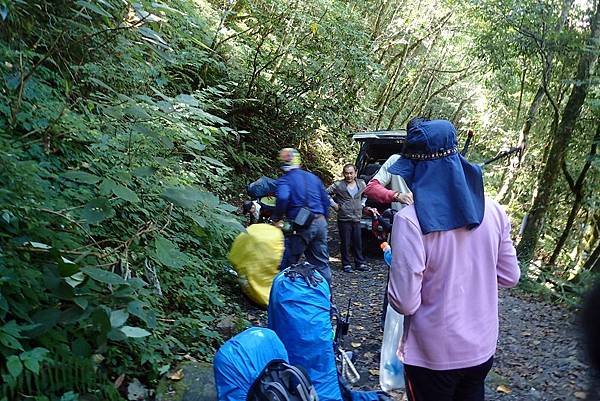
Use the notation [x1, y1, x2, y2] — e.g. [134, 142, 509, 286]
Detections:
[463, 0, 599, 277]
[0, 353, 122, 401]
[0, 0, 244, 398]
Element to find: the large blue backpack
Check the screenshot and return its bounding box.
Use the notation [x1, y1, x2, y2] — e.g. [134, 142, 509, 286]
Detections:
[214, 327, 317, 401]
[268, 264, 386, 401]
[268, 264, 340, 401]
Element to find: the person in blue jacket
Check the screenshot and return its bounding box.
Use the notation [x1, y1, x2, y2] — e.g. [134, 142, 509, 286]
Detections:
[272, 148, 332, 283]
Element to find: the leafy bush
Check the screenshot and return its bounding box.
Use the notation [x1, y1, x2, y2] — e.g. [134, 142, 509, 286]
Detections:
[0, 0, 245, 398]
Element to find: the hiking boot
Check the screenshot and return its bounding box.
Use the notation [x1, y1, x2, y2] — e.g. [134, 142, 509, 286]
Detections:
[356, 264, 368, 271]
[343, 265, 353, 273]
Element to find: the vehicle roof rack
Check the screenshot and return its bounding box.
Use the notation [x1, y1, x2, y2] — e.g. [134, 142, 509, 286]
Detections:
[351, 129, 407, 140]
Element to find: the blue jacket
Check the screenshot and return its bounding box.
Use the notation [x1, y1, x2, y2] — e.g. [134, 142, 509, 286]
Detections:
[273, 169, 330, 221]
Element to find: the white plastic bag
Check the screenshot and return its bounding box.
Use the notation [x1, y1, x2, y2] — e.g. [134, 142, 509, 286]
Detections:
[379, 304, 405, 391]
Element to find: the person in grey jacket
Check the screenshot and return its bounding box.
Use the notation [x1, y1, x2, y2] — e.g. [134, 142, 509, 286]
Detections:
[327, 164, 378, 273]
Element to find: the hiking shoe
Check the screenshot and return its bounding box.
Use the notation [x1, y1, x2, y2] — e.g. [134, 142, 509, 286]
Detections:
[356, 264, 368, 271]
[343, 265, 353, 273]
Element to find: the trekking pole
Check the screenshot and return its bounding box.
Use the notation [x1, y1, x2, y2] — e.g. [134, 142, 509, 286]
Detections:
[334, 298, 351, 345]
[461, 129, 474, 156]
[344, 298, 351, 335]
[335, 298, 361, 384]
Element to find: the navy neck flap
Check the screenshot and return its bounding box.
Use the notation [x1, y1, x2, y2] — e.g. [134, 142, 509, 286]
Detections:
[388, 119, 485, 234]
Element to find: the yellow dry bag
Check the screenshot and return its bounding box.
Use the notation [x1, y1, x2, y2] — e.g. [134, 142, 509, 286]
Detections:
[228, 224, 283, 308]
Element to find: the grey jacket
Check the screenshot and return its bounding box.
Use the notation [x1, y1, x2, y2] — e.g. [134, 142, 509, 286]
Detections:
[326, 179, 366, 222]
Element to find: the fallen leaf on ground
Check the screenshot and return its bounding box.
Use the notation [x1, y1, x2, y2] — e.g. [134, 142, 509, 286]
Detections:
[496, 384, 512, 394]
[575, 392, 587, 399]
[114, 373, 125, 388]
[368, 369, 379, 376]
[351, 342, 362, 348]
[167, 369, 184, 381]
[217, 316, 236, 329]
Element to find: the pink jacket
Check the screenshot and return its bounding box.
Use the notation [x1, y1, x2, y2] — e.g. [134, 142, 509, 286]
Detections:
[364, 179, 396, 203]
[388, 197, 520, 370]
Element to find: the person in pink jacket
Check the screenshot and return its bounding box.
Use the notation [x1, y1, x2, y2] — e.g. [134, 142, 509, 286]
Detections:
[386, 118, 520, 401]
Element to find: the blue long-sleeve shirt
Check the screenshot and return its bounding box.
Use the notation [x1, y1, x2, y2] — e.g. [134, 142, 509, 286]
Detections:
[273, 169, 330, 221]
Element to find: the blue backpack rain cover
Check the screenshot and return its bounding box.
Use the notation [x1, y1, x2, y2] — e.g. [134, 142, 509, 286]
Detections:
[214, 327, 288, 401]
[268, 266, 385, 401]
[247, 176, 278, 199]
[268, 268, 341, 401]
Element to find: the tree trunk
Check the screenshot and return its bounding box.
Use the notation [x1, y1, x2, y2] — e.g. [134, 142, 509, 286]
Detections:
[516, 1, 600, 265]
[514, 62, 527, 125]
[496, 85, 544, 203]
[451, 96, 472, 125]
[371, 11, 451, 128]
[549, 197, 583, 267]
[268, 2, 301, 82]
[371, 0, 390, 41]
[374, 59, 406, 128]
[404, 67, 470, 129]
[548, 123, 599, 266]
[374, 43, 431, 128]
[496, 0, 574, 204]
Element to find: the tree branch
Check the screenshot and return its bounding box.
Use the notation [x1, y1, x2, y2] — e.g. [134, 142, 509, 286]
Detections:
[561, 159, 576, 193]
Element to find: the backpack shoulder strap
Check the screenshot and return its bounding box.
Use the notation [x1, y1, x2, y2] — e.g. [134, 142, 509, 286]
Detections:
[262, 380, 292, 401]
[248, 361, 317, 401]
[278, 363, 317, 401]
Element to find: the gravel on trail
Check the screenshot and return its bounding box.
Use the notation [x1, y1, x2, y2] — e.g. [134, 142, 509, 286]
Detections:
[242, 222, 597, 401]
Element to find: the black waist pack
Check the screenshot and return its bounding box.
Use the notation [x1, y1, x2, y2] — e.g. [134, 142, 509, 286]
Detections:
[293, 174, 315, 229]
[293, 207, 314, 228]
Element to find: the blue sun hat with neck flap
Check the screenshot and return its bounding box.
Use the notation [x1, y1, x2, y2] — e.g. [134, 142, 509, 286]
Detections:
[388, 119, 484, 234]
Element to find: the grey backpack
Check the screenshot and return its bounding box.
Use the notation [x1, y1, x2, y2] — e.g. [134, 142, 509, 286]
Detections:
[248, 361, 318, 401]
